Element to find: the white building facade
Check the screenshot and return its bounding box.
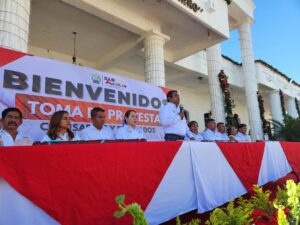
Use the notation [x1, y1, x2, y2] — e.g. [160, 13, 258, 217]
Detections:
[1, 0, 299, 141]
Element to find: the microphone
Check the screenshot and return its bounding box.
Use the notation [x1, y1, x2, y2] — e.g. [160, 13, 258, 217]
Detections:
[179, 104, 184, 120]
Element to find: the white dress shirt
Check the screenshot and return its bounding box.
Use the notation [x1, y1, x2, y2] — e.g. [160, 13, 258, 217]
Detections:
[186, 131, 203, 141]
[159, 102, 188, 136]
[202, 129, 218, 141]
[228, 135, 238, 142]
[41, 132, 80, 142]
[116, 125, 145, 140]
[215, 131, 230, 141]
[79, 125, 115, 140]
[0, 129, 32, 146]
[235, 132, 252, 142]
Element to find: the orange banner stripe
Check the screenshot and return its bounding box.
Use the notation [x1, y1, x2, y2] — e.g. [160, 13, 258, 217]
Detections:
[15, 94, 160, 126]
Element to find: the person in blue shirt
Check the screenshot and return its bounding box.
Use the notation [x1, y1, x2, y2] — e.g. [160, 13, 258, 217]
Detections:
[202, 119, 218, 141]
[227, 126, 238, 142]
[186, 121, 203, 141]
[235, 124, 252, 142]
[215, 122, 230, 141]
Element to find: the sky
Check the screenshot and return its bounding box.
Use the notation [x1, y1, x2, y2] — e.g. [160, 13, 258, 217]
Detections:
[221, 0, 300, 83]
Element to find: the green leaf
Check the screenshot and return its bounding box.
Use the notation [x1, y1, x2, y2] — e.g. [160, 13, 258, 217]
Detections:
[277, 208, 289, 225]
[114, 210, 125, 218]
[115, 194, 125, 204]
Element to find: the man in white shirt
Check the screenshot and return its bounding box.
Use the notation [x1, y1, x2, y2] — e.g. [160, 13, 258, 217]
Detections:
[79, 107, 115, 141]
[187, 121, 203, 141]
[159, 90, 188, 141]
[235, 124, 252, 142]
[215, 122, 230, 141]
[0, 108, 32, 146]
[202, 119, 218, 141]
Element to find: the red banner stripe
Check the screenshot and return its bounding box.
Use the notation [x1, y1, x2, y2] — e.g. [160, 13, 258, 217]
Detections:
[217, 142, 265, 191]
[0, 142, 182, 225]
[0, 47, 30, 67]
[280, 142, 300, 177]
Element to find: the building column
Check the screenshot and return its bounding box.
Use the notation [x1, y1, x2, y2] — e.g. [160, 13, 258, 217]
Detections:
[286, 96, 298, 118]
[206, 44, 225, 123]
[0, 0, 31, 52]
[269, 90, 284, 123]
[144, 34, 166, 87]
[238, 19, 263, 141]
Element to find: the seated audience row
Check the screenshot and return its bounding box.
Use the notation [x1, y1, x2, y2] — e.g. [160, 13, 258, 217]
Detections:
[0, 90, 252, 146]
[158, 90, 251, 142]
[40, 108, 145, 142]
[0, 107, 145, 146]
[186, 119, 251, 142]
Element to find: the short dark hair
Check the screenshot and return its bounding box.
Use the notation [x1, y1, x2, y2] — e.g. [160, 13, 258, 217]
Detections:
[238, 124, 247, 129]
[1, 107, 22, 119]
[188, 121, 198, 128]
[90, 107, 105, 118]
[205, 118, 215, 126]
[217, 122, 225, 128]
[227, 126, 236, 135]
[166, 90, 177, 102]
[124, 110, 136, 124]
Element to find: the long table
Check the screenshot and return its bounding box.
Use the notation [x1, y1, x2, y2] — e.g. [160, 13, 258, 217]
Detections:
[0, 141, 299, 225]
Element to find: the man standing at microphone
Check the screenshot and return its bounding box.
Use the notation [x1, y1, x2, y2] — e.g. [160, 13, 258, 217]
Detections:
[159, 90, 188, 141]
